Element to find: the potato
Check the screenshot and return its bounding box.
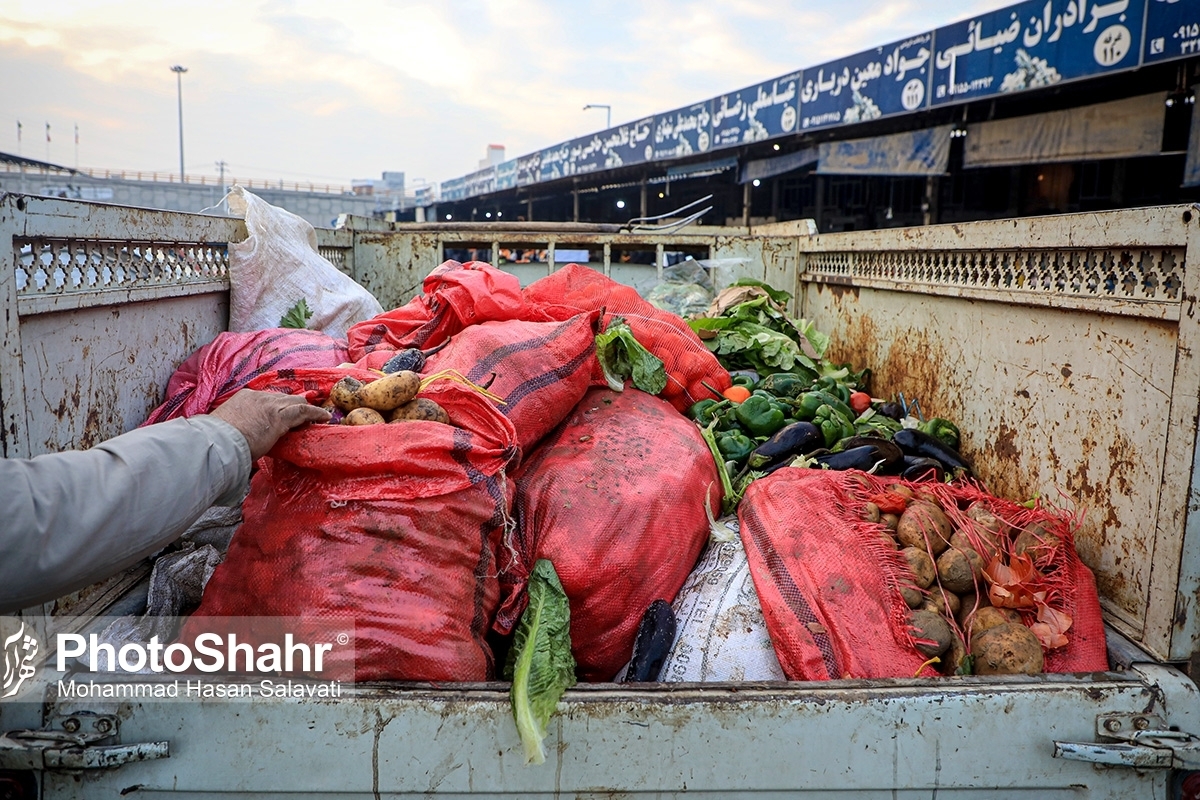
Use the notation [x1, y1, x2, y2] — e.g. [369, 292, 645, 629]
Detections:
[924, 589, 961, 619]
[863, 502, 881, 523]
[965, 606, 1021, 637]
[881, 512, 901, 532]
[970, 623, 1044, 675]
[910, 610, 953, 659]
[388, 398, 451, 425]
[902, 585, 926, 609]
[330, 376, 366, 411]
[942, 634, 969, 675]
[355, 370, 421, 412]
[950, 528, 1001, 563]
[343, 407, 385, 426]
[888, 484, 916, 500]
[937, 546, 986, 594]
[956, 591, 991, 627]
[897, 501, 952, 555]
[900, 547, 937, 589]
[1013, 521, 1062, 561]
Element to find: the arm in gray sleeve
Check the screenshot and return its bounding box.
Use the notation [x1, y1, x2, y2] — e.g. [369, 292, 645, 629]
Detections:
[0, 415, 252, 612]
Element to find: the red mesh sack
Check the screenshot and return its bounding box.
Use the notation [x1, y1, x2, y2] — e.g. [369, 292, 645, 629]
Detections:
[346, 260, 529, 359]
[508, 387, 720, 681]
[739, 470, 1108, 681]
[523, 265, 731, 412]
[182, 368, 519, 682]
[738, 469, 938, 680]
[911, 481, 1108, 674]
[143, 329, 349, 424]
[416, 314, 600, 455]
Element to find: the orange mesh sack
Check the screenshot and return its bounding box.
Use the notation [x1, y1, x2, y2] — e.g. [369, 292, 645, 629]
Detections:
[182, 368, 519, 682]
[523, 265, 731, 412]
[507, 387, 721, 680]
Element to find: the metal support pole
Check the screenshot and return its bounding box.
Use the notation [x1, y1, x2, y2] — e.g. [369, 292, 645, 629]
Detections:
[742, 181, 752, 228]
[171, 65, 188, 182]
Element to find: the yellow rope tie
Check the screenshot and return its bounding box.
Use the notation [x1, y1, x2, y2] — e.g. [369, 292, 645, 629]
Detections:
[418, 369, 507, 404]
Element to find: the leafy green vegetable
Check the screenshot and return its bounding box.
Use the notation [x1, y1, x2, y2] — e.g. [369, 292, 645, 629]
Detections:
[280, 298, 314, 329]
[594, 317, 667, 395]
[732, 277, 792, 306]
[689, 294, 830, 376]
[504, 559, 576, 765]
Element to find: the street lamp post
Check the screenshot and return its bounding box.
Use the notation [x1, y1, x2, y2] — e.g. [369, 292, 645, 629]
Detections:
[583, 104, 611, 129]
[171, 65, 187, 182]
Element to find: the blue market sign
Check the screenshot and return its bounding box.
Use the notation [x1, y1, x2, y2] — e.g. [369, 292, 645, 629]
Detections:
[711, 72, 801, 149]
[931, 0, 1144, 106]
[801, 33, 933, 131]
[1144, 0, 1200, 64]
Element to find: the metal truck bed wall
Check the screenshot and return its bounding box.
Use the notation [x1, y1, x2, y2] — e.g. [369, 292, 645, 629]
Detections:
[5, 195, 1200, 796]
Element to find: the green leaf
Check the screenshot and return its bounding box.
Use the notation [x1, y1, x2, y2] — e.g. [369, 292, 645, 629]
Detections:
[594, 317, 667, 395]
[504, 559, 576, 765]
[279, 298, 313, 329]
[732, 277, 793, 305]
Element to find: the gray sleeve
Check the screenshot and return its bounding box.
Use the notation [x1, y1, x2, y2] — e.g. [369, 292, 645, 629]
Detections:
[0, 416, 252, 612]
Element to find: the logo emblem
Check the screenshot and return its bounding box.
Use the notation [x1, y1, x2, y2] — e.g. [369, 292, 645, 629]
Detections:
[2, 620, 39, 699]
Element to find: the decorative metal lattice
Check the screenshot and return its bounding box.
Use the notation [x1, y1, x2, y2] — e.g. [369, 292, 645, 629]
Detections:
[14, 238, 229, 296]
[318, 246, 349, 274]
[805, 248, 1186, 302]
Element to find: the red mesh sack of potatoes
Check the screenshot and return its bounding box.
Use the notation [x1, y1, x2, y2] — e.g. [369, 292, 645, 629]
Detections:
[738, 469, 1107, 681]
[523, 265, 731, 413]
[345, 260, 530, 359]
[143, 329, 349, 424]
[506, 387, 721, 680]
[738, 469, 938, 681]
[181, 368, 519, 682]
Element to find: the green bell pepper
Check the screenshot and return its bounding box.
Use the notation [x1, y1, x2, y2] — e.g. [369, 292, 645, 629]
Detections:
[919, 417, 961, 450]
[734, 394, 787, 437]
[814, 404, 856, 448]
[759, 372, 809, 399]
[716, 430, 756, 463]
[815, 377, 853, 404]
[730, 373, 758, 389]
[688, 399, 720, 422]
[794, 390, 854, 423]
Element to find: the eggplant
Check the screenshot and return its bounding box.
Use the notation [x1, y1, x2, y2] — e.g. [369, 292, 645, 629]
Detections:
[747, 422, 823, 469]
[901, 455, 945, 482]
[835, 436, 904, 467]
[892, 428, 972, 476]
[813, 444, 897, 472]
[877, 401, 905, 420]
[624, 600, 676, 682]
[380, 338, 452, 374]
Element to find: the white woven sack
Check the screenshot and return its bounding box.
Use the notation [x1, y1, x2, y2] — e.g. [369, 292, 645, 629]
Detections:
[226, 186, 382, 339]
[659, 517, 786, 682]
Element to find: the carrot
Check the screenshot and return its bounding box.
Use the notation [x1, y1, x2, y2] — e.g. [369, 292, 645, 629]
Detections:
[723, 385, 752, 403]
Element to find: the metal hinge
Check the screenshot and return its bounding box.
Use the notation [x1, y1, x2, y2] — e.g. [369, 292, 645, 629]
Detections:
[1053, 713, 1200, 770]
[0, 710, 169, 770]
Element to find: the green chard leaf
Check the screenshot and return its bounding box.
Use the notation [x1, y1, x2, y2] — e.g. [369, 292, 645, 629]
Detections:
[504, 559, 577, 765]
[594, 317, 667, 395]
[279, 298, 314, 329]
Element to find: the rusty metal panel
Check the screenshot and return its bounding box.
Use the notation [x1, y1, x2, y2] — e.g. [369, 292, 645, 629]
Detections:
[796, 205, 1198, 660]
[42, 675, 1168, 797]
[349, 230, 440, 312]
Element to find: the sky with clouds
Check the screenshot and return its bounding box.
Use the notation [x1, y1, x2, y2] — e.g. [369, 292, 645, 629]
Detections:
[1, 1, 999, 190]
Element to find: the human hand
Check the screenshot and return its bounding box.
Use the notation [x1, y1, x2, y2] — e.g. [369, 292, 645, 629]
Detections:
[210, 389, 331, 459]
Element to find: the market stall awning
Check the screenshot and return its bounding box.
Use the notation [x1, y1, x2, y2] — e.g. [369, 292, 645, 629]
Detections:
[816, 126, 952, 177]
[738, 147, 819, 184]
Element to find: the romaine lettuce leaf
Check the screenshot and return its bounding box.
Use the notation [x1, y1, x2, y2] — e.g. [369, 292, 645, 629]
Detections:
[504, 559, 576, 765]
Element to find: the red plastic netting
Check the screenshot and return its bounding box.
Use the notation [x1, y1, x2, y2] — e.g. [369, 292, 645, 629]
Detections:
[507, 387, 721, 680]
[182, 369, 519, 682]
